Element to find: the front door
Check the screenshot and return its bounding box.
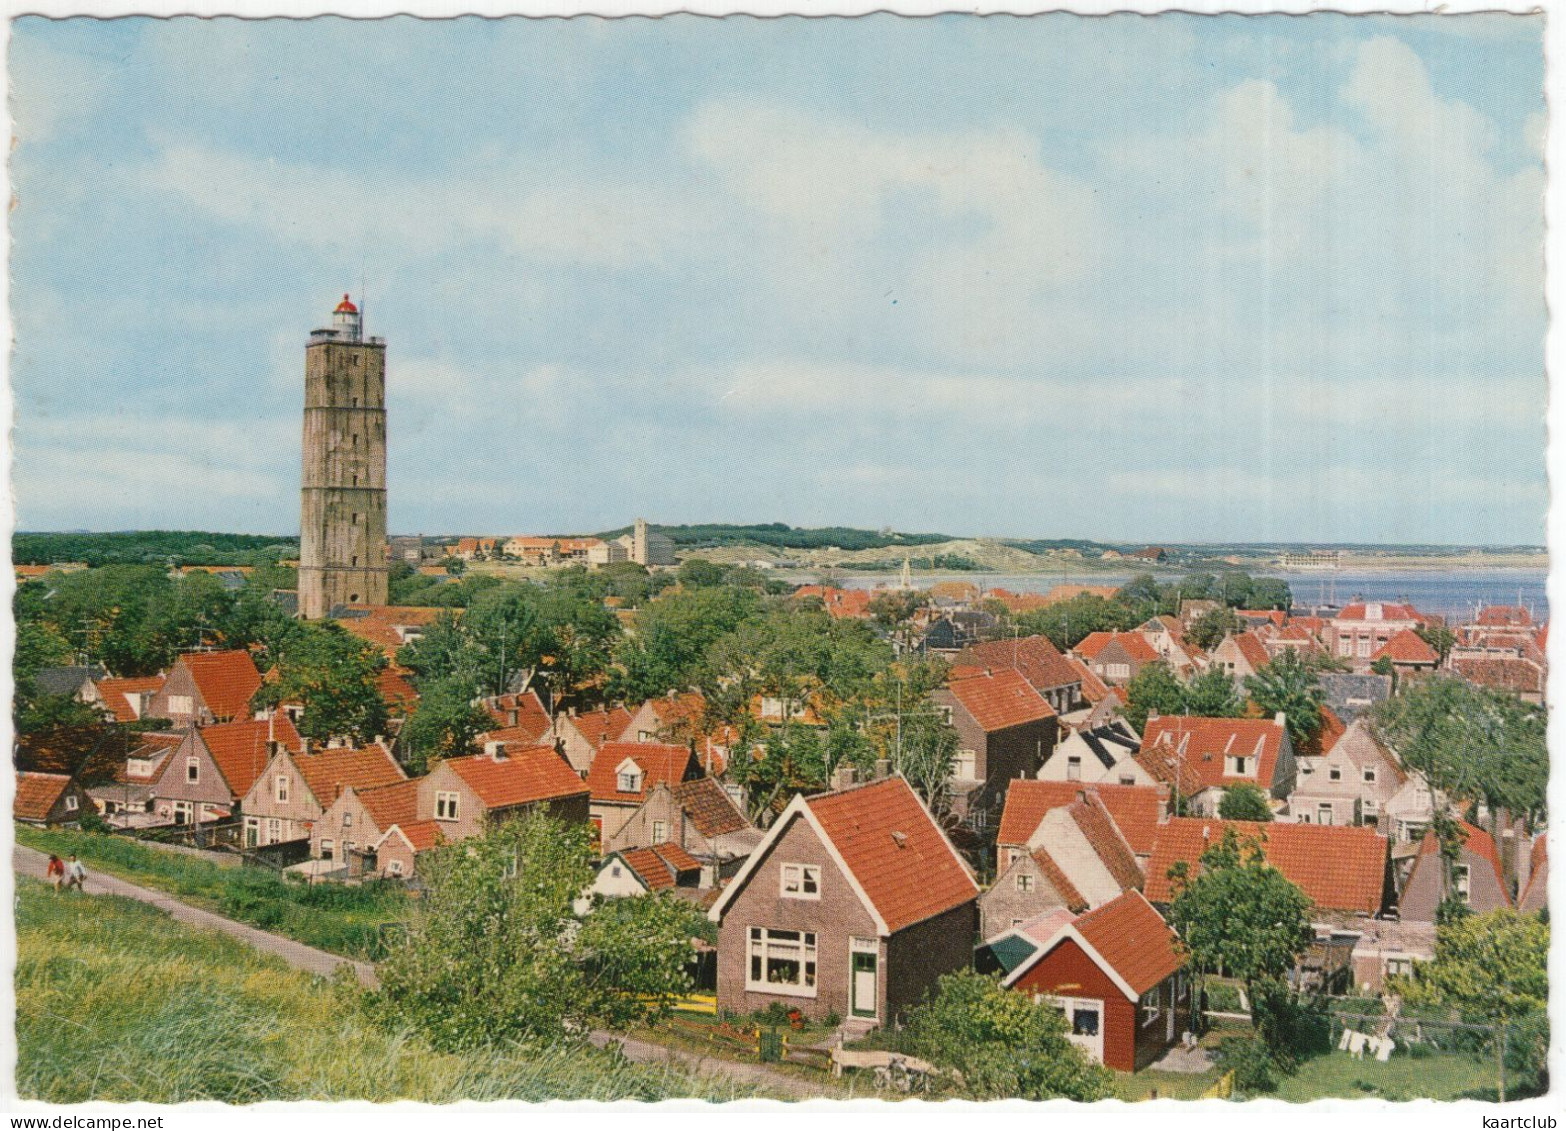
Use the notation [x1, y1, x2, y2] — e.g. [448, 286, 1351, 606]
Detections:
[850, 938, 878, 1019]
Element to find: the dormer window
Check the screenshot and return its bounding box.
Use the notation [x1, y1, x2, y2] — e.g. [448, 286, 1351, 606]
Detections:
[1225, 755, 1251, 777]
[615, 758, 643, 794]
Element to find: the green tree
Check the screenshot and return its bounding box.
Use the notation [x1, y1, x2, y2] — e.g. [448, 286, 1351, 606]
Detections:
[1167, 829, 1313, 1059]
[1183, 664, 1244, 718]
[1016, 593, 1138, 651]
[1186, 607, 1242, 652]
[1393, 910, 1549, 1098]
[1123, 660, 1185, 732]
[397, 675, 494, 774]
[1243, 650, 1324, 750]
[1414, 622, 1458, 665]
[252, 623, 389, 745]
[372, 814, 694, 1052]
[867, 588, 923, 628]
[1218, 783, 1274, 822]
[1371, 676, 1547, 828]
[905, 970, 1112, 1100]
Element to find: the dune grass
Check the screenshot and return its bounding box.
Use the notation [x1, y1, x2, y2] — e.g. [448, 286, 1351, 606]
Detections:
[15, 825, 405, 960]
[14, 878, 774, 1102]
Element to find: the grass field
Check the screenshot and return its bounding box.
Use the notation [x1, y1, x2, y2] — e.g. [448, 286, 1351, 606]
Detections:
[13, 878, 772, 1102]
[15, 826, 408, 960]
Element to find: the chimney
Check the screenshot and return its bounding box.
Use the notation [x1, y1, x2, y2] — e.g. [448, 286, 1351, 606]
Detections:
[831, 764, 857, 791]
[1500, 827, 1519, 887]
[485, 740, 508, 761]
[874, 758, 890, 781]
[301, 737, 312, 757]
[1274, 711, 1287, 726]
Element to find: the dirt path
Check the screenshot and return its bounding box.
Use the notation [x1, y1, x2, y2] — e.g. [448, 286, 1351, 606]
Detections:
[14, 843, 380, 987]
[14, 843, 819, 1099]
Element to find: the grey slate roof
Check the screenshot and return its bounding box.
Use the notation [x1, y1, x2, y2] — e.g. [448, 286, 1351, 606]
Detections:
[31, 666, 106, 698]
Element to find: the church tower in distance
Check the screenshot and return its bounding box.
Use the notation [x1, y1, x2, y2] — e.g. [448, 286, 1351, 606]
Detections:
[299, 294, 388, 619]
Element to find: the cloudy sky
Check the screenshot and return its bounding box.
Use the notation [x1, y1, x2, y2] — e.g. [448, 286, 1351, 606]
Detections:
[9, 15, 1546, 544]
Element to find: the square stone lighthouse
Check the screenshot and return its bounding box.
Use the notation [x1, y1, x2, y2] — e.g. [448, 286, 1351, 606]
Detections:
[298, 294, 388, 619]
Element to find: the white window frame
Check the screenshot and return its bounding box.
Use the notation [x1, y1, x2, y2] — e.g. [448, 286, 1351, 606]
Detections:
[953, 749, 977, 780]
[267, 818, 281, 841]
[343, 811, 353, 828]
[1016, 872, 1034, 894]
[618, 770, 642, 793]
[1226, 755, 1250, 777]
[1363, 767, 1377, 784]
[186, 756, 200, 784]
[276, 774, 289, 804]
[64, 794, 79, 812]
[1140, 985, 1161, 1027]
[387, 859, 404, 876]
[435, 790, 460, 821]
[321, 838, 335, 860]
[746, 927, 818, 997]
[1452, 863, 1471, 904]
[652, 819, 669, 843]
[1066, 755, 1082, 782]
[780, 863, 821, 900]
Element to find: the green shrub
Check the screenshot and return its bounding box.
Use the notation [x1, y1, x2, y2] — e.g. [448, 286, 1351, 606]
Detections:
[1215, 1034, 1281, 1094]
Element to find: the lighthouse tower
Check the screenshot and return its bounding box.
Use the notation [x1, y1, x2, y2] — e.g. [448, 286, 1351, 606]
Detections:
[298, 294, 388, 619]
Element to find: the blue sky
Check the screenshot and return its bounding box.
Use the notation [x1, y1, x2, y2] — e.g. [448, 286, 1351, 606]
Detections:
[9, 14, 1546, 544]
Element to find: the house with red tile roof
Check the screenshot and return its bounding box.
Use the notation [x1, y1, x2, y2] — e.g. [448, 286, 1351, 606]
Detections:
[1137, 616, 1204, 677]
[626, 689, 737, 774]
[1260, 621, 1326, 662]
[979, 846, 1089, 940]
[151, 714, 304, 826]
[372, 743, 593, 880]
[1397, 822, 1512, 922]
[587, 741, 701, 844]
[1135, 714, 1296, 816]
[957, 635, 1084, 714]
[1447, 653, 1546, 704]
[931, 668, 1057, 829]
[1287, 717, 1404, 830]
[334, 605, 453, 662]
[1143, 817, 1389, 919]
[148, 649, 263, 727]
[1002, 891, 1190, 1072]
[93, 675, 167, 723]
[555, 705, 634, 775]
[590, 842, 704, 898]
[87, 732, 183, 824]
[605, 776, 761, 881]
[240, 740, 406, 848]
[312, 778, 420, 874]
[1328, 602, 1431, 671]
[14, 771, 92, 826]
[1209, 632, 1272, 683]
[709, 775, 979, 1026]
[374, 667, 421, 717]
[1370, 629, 1440, 673]
[1019, 790, 1145, 909]
[1072, 632, 1162, 685]
[791, 585, 875, 620]
[998, 780, 1167, 862]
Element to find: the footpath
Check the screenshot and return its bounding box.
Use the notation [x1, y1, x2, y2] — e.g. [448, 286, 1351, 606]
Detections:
[12, 843, 820, 1099]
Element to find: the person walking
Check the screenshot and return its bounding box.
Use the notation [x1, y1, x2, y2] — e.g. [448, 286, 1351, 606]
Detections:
[64, 854, 86, 892]
[45, 854, 65, 893]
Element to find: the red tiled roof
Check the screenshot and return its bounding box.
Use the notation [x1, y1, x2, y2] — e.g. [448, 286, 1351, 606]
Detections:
[1070, 793, 1145, 891]
[1138, 716, 1286, 791]
[1448, 655, 1545, 696]
[1031, 848, 1088, 913]
[1477, 606, 1533, 627]
[1064, 656, 1112, 705]
[959, 635, 1082, 694]
[446, 745, 587, 810]
[1372, 629, 1439, 665]
[1234, 632, 1272, 672]
[335, 606, 453, 659]
[182, 650, 262, 721]
[1144, 817, 1387, 914]
[119, 733, 181, 783]
[293, 744, 405, 808]
[1068, 891, 1186, 996]
[376, 668, 420, 714]
[806, 776, 978, 934]
[386, 819, 444, 853]
[998, 780, 1166, 855]
[201, 715, 303, 799]
[355, 778, 421, 831]
[14, 772, 71, 821]
[1076, 632, 1162, 666]
[1302, 706, 1347, 759]
[672, 776, 750, 839]
[1418, 821, 1509, 904]
[619, 842, 703, 890]
[946, 668, 1056, 732]
[95, 676, 166, 722]
[1337, 602, 1422, 623]
[588, 741, 697, 805]
[793, 585, 875, 619]
[482, 690, 551, 742]
[567, 706, 633, 749]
